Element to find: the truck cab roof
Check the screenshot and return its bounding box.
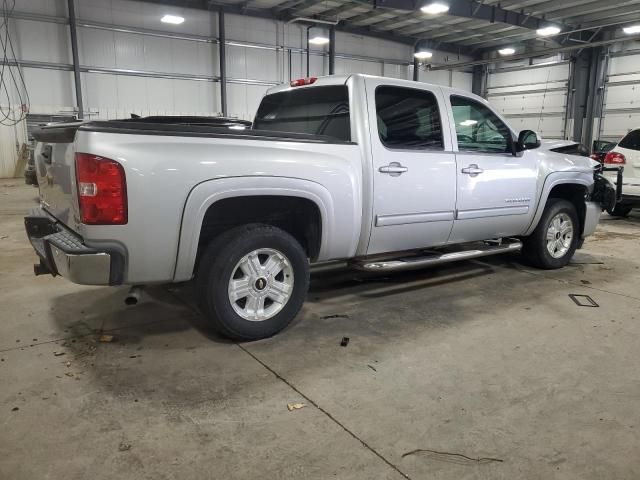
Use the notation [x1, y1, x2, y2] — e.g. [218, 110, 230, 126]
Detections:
[265, 73, 489, 106]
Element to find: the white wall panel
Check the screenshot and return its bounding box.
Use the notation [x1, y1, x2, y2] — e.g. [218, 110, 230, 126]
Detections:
[10, 0, 475, 125]
[335, 58, 382, 76]
[452, 72, 473, 91]
[83, 73, 220, 119]
[487, 63, 570, 139]
[228, 83, 270, 121]
[24, 68, 76, 114]
[420, 70, 450, 87]
[382, 63, 409, 80]
[78, 29, 117, 67]
[600, 53, 640, 140]
[76, 0, 217, 37]
[13, 19, 71, 64]
[226, 14, 277, 45]
[14, 0, 67, 16]
[0, 118, 28, 178]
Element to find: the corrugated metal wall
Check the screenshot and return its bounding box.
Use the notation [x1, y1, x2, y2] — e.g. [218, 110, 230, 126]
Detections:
[487, 56, 570, 140]
[1, 0, 475, 177]
[598, 42, 640, 143]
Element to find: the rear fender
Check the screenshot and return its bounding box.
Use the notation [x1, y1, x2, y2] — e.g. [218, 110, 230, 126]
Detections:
[173, 177, 339, 282]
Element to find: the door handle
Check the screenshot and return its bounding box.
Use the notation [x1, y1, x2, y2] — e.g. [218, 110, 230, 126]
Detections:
[379, 162, 408, 177]
[461, 164, 484, 177]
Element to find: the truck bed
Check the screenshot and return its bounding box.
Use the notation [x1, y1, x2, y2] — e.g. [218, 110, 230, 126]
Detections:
[32, 120, 355, 145]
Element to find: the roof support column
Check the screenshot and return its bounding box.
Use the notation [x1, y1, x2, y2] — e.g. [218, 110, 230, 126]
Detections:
[67, 0, 84, 119]
[218, 8, 228, 116]
[329, 26, 335, 75]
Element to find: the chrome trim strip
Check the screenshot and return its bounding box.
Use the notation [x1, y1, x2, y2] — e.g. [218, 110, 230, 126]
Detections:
[457, 205, 529, 220]
[375, 210, 455, 227]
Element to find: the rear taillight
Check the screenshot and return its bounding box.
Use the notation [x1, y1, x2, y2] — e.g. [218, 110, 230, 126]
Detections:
[604, 152, 626, 165]
[75, 153, 127, 225]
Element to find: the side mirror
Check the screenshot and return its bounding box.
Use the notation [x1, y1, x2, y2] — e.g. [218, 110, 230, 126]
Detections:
[517, 130, 542, 151]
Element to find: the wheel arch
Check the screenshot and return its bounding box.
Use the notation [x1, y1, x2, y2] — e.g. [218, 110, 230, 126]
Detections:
[173, 177, 336, 282]
[524, 174, 592, 237]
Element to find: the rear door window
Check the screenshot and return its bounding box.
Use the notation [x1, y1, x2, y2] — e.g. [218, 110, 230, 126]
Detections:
[254, 86, 350, 142]
[618, 130, 640, 150]
[375, 86, 444, 150]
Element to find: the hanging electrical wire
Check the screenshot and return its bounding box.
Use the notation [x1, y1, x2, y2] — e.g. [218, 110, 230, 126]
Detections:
[0, 0, 30, 126]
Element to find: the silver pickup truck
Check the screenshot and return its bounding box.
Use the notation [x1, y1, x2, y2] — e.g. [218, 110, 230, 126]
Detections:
[26, 74, 617, 340]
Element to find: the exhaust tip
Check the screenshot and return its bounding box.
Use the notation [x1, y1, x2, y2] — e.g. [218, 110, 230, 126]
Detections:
[124, 296, 138, 306]
[124, 286, 144, 306]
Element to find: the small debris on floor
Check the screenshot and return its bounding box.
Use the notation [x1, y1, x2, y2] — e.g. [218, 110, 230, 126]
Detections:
[367, 364, 377, 372]
[118, 442, 131, 452]
[53, 351, 65, 357]
[580, 280, 592, 285]
[65, 372, 74, 377]
[99, 334, 115, 343]
[65, 362, 71, 368]
[322, 314, 350, 320]
[0, 235, 8, 240]
[287, 403, 307, 411]
[401, 448, 503, 465]
[340, 337, 350, 347]
[11, 407, 19, 412]
[129, 354, 139, 359]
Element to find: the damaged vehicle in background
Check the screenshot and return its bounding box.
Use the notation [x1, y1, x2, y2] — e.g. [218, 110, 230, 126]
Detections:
[25, 74, 618, 341]
[598, 129, 640, 217]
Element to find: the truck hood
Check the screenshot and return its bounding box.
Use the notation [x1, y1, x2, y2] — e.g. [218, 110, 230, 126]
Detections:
[540, 149, 599, 173]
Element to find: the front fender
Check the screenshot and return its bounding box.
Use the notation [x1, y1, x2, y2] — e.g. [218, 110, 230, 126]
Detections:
[173, 176, 358, 282]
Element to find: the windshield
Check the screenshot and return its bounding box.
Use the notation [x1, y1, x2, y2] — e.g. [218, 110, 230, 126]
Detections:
[254, 86, 351, 142]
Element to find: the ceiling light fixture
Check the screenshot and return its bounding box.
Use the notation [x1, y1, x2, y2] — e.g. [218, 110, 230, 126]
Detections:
[161, 14, 184, 24]
[414, 50, 433, 60]
[623, 25, 640, 34]
[421, 2, 450, 14]
[498, 47, 516, 55]
[308, 36, 330, 45]
[537, 26, 561, 36]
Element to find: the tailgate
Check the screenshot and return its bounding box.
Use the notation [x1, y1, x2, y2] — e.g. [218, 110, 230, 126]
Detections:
[32, 123, 83, 226]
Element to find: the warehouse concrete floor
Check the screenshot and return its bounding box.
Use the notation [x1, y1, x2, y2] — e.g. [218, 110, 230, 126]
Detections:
[1, 178, 640, 480]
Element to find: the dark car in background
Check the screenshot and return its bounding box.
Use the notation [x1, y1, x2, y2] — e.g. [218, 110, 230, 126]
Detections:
[591, 140, 617, 163]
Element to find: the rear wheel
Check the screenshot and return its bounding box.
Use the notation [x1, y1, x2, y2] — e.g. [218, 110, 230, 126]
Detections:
[522, 199, 579, 269]
[196, 224, 310, 341]
[606, 204, 633, 217]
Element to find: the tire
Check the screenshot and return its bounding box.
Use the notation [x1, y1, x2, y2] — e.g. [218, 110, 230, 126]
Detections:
[522, 199, 579, 270]
[195, 224, 309, 341]
[606, 204, 633, 217]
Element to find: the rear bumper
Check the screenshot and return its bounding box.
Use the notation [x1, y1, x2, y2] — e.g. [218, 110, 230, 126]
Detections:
[24, 208, 123, 285]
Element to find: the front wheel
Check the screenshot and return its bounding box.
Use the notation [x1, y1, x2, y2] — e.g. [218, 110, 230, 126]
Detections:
[196, 224, 310, 341]
[522, 199, 579, 269]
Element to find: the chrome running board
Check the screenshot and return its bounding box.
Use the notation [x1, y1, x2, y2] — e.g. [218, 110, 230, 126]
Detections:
[352, 238, 522, 272]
